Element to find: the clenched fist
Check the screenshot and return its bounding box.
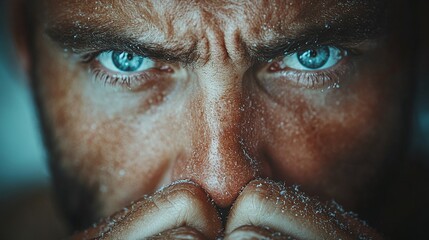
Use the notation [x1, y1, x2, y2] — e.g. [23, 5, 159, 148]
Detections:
[72, 180, 381, 239]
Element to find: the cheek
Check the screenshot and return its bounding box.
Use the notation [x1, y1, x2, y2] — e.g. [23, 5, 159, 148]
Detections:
[58, 118, 173, 216]
[34, 37, 181, 218]
[266, 89, 380, 176]
[246, 62, 404, 206]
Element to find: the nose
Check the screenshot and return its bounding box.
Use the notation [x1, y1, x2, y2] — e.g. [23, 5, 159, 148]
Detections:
[171, 65, 261, 208]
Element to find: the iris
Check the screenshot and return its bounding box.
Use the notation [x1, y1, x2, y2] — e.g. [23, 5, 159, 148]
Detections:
[111, 51, 144, 72]
[297, 47, 330, 69]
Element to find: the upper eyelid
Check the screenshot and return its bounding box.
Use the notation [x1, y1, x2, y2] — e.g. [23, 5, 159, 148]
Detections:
[285, 44, 346, 55]
[82, 49, 185, 68]
[80, 50, 139, 62]
[270, 45, 348, 65]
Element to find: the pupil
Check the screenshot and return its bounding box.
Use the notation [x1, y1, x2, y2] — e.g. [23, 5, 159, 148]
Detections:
[309, 50, 317, 58]
[112, 51, 144, 72]
[297, 47, 330, 69]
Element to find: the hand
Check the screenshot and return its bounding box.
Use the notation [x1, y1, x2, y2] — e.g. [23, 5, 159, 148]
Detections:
[71, 181, 222, 239]
[224, 179, 383, 240]
[71, 179, 382, 239]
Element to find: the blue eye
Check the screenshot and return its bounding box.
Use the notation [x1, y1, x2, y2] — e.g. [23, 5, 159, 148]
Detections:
[297, 47, 330, 69]
[97, 51, 155, 73]
[280, 46, 345, 71]
[112, 51, 144, 72]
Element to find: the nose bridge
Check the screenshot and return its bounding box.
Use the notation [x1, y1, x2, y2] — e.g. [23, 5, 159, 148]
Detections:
[204, 71, 242, 167]
[174, 67, 257, 208]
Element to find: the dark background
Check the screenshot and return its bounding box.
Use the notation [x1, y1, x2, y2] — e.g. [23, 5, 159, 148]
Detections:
[0, 0, 50, 201]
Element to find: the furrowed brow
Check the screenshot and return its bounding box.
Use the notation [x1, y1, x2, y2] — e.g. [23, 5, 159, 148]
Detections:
[45, 25, 198, 64]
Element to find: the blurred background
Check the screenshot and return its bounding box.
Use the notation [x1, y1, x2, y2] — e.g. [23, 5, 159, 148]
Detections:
[0, 0, 427, 238]
[0, 1, 50, 201]
[0, 1, 68, 238]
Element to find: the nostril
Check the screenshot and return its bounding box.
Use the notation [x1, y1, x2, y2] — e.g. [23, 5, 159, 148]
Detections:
[259, 152, 274, 178]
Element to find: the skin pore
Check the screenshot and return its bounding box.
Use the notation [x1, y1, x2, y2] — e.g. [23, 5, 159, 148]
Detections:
[25, 0, 411, 238]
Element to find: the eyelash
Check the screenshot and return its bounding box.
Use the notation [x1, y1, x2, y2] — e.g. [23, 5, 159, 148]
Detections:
[271, 65, 348, 89]
[91, 68, 155, 89]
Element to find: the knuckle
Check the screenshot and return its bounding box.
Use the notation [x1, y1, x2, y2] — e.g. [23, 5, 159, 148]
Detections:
[166, 181, 208, 204]
[237, 179, 282, 209]
[226, 225, 290, 240]
[149, 226, 207, 240]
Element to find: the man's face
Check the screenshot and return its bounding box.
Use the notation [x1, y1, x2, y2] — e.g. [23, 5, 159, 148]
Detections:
[31, 0, 408, 227]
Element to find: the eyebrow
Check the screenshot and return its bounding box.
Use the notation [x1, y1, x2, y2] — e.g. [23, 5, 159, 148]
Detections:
[249, 19, 385, 61]
[46, 26, 199, 64]
[46, 11, 385, 64]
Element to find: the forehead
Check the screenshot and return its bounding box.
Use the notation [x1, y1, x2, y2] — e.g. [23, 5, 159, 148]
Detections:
[42, 0, 383, 39]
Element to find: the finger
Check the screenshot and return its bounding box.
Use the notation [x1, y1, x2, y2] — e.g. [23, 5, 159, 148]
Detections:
[147, 226, 206, 240]
[71, 181, 221, 240]
[224, 225, 296, 240]
[226, 179, 382, 240]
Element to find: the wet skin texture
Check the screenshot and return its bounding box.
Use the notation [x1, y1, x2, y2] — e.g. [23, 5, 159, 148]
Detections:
[28, 0, 411, 234]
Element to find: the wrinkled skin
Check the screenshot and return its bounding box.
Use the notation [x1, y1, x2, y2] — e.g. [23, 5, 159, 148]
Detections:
[21, 0, 411, 238]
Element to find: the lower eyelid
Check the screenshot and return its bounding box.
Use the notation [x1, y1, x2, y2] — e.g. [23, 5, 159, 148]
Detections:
[260, 58, 351, 89]
[295, 70, 344, 88]
[89, 66, 166, 92]
[274, 70, 342, 88]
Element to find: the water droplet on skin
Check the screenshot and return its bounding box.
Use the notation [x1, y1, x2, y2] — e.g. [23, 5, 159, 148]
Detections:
[333, 82, 340, 89]
[292, 184, 300, 192]
[122, 207, 129, 214]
